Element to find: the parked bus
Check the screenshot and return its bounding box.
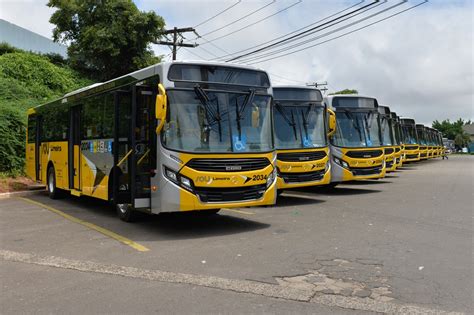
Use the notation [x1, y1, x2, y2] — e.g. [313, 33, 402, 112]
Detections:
[324, 95, 385, 185]
[400, 118, 420, 162]
[416, 124, 429, 160]
[426, 127, 436, 158]
[272, 86, 335, 192]
[26, 61, 277, 221]
[378, 105, 397, 172]
[390, 112, 403, 168]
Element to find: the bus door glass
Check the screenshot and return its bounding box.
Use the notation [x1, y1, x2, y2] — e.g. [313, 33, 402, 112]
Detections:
[131, 85, 156, 209]
[69, 106, 81, 190]
[113, 91, 132, 205]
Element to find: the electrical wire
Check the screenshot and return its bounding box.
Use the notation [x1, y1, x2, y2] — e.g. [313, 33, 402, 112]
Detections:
[247, 0, 428, 65]
[212, 0, 366, 61]
[197, 0, 277, 38]
[194, 1, 242, 28]
[236, 0, 396, 63]
[200, 0, 302, 45]
[227, 0, 380, 62]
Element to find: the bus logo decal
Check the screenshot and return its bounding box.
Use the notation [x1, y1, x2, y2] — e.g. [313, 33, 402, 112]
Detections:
[226, 165, 241, 171]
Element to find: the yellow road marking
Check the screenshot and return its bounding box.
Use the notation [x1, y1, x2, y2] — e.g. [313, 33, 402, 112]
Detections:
[221, 208, 255, 215]
[18, 197, 150, 252]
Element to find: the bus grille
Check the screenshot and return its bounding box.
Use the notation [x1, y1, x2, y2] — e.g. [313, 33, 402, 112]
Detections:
[186, 158, 270, 172]
[194, 184, 266, 202]
[280, 169, 326, 183]
[386, 160, 393, 169]
[384, 148, 394, 155]
[277, 150, 327, 162]
[420, 153, 427, 158]
[345, 150, 383, 159]
[351, 166, 383, 176]
[405, 154, 419, 159]
[404, 145, 418, 151]
[395, 147, 401, 153]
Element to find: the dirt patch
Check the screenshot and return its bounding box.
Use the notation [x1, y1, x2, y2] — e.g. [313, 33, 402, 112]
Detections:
[0, 176, 40, 193]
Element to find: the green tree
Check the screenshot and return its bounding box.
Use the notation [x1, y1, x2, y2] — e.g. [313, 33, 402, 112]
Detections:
[433, 118, 471, 149]
[329, 89, 358, 95]
[48, 0, 165, 81]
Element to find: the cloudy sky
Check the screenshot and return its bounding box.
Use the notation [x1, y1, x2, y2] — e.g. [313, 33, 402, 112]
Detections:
[1, 0, 472, 125]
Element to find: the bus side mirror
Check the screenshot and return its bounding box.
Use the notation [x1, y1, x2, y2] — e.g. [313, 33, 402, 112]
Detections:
[327, 109, 336, 137]
[156, 83, 167, 133]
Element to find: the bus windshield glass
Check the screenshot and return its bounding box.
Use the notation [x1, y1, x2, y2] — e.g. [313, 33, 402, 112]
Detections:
[392, 121, 401, 145]
[417, 128, 427, 145]
[162, 89, 273, 153]
[273, 102, 326, 149]
[332, 110, 382, 147]
[402, 125, 418, 144]
[380, 116, 394, 146]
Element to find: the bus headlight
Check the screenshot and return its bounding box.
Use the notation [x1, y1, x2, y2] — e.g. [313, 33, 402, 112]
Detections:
[164, 166, 194, 192]
[333, 157, 349, 169]
[266, 168, 277, 188]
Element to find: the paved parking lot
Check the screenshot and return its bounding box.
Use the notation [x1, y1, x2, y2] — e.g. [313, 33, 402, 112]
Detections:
[1, 156, 472, 314]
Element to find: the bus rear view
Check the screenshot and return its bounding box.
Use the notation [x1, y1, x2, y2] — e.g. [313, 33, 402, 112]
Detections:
[272, 87, 334, 191]
[325, 95, 385, 184]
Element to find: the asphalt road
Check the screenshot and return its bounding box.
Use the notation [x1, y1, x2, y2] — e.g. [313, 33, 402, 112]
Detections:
[1, 155, 472, 314]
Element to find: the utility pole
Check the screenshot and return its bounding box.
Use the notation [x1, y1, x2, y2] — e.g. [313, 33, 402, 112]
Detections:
[157, 27, 198, 60]
[306, 81, 329, 94]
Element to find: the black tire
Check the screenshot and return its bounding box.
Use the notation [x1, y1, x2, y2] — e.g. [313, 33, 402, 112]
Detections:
[47, 166, 63, 199]
[116, 203, 138, 222]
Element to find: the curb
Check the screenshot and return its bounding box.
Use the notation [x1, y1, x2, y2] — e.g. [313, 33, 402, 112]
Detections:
[0, 187, 45, 199]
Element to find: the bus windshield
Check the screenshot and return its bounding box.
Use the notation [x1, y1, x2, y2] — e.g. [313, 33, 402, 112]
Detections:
[417, 128, 427, 145]
[380, 116, 394, 146]
[402, 125, 418, 144]
[332, 110, 382, 148]
[392, 121, 401, 145]
[274, 102, 326, 149]
[163, 89, 273, 153]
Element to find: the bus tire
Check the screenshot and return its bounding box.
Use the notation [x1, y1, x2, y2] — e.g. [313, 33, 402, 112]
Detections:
[47, 166, 63, 199]
[325, 182, 339, 189]
[116, 203, 137, 222]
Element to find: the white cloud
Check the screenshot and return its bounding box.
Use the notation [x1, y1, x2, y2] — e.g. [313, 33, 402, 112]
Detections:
[1, 0, 472, 125]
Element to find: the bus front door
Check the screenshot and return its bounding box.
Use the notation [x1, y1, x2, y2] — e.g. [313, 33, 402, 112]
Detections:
[69, 106, 81, 190]
[113, 86, 155, 210]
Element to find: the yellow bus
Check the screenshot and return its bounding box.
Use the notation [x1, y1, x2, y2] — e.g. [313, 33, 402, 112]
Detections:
[26, 61, 277, 221]
[378, 105, 397, 172]
[390, 112, 403, 168]
[400, 118, 420, 162]
[325, 95, 385, 185]
[416, 124, 429, 160]
[272, 86, 335, 192]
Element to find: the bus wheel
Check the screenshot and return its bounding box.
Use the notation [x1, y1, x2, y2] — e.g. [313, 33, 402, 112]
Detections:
[116, 203, 137, 222]
[47, 166, 62, 199]
[325, 182, 339, 189]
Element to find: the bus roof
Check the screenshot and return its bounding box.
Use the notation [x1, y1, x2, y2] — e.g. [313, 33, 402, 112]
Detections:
[30, 60, 269, 110]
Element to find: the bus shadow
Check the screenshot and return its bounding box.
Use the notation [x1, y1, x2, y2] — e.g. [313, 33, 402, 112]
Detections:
[298, 186, 382, 196]
[33, 193, 271, 240]
[135, 212, 271, 240]
[343, 180, 392, 185]
[274, 194, 325, 207]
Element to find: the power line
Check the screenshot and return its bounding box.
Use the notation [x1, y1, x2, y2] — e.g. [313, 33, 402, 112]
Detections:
[226, 0, 380, 62]
[268, 72, 307, 84]
[237, 0, 396, 64]
[200, 0, 302, 45]
[236, 0, 388, 63]
[194, 0, 242, 28]
[197, 0, 277, 38]
[247, 0, 428, 65]
[212, 0, 365, 61]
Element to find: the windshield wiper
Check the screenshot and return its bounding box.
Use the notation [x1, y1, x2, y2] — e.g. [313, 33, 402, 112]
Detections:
[275, 102, 298, 140]
[300, 103, 316, 145]
[235, 89, 256, 139]
[194, 85, 222, 141]
[343, 109, 363, 143]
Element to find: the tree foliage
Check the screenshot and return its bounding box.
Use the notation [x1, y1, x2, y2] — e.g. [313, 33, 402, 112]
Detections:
[0, 51, 91, 174]
[330, 89, 358, 95]
[48, 0, 165, 81]
[432, 118, 471, 148]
